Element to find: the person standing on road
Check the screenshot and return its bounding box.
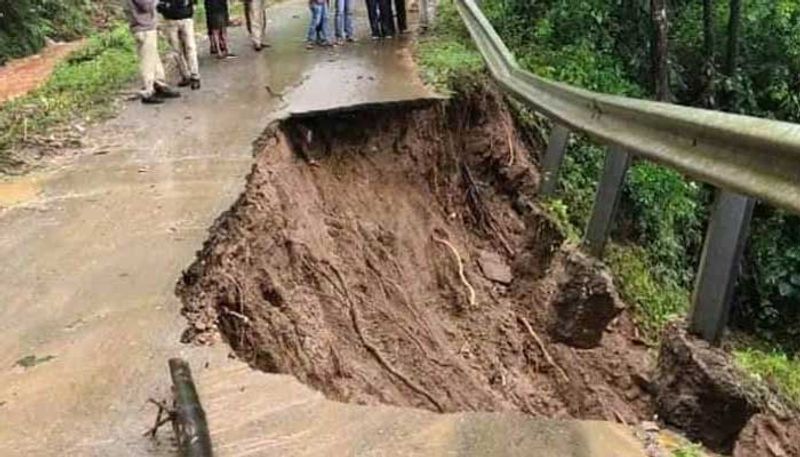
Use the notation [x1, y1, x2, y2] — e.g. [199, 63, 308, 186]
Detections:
[306, 0, 332, 48]
[392, 0, 407, 34]
[205, 0, 234, 58]
[124, 0, 181, 104]
[378, 0, 395, 38]
[157, 0, 201, 90]
[365, 0, 383, 39]
[244, 0, 269, 51]
[334, 0, 355, 44]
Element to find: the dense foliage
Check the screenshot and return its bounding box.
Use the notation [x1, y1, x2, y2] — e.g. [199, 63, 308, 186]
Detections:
[479, 0, 800, 350]
[0, 0, 108, 65]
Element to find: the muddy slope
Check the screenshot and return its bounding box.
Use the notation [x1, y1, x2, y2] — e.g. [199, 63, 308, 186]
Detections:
[177, 89, 653, 423]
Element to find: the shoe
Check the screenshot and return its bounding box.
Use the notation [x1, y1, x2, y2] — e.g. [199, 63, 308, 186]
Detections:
[254, 44, 263, 52]
[141, 94, 165, 104]
[177, 78, 191, 87]
[346, 37, 356, 42]
[154, 85, 181, 99]
[371, 35, 380, 40]
[305, 42, 315, 49]
[190, 78, 201, 90]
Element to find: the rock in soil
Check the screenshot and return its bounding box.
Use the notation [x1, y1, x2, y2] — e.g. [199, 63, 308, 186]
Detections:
[653, 324, 782, 453]
[177, 88, 653, 433]
[734, 414, 800, 457]
[548, 250, 625, 349]
[478, 249, 513, 285]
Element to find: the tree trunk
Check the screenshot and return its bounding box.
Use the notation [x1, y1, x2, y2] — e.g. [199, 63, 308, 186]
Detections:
[651, 0, 670, 101]
[725, 0, 742, 77]
[723, 0, 742, 110]
[701, 0, 716, 107]
[703, 0, 715, 59]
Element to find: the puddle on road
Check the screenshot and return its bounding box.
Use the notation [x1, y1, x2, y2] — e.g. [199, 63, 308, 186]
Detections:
[0, 178, 41, 207]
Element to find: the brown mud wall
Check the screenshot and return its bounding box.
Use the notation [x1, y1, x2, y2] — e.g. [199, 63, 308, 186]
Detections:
[176, 88, 655, 425]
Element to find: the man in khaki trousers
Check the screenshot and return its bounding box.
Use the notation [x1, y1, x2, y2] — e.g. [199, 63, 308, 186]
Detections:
[245, 0, 269, 51]
[158, 0, 201, 89]
[125, 0, 181, 104]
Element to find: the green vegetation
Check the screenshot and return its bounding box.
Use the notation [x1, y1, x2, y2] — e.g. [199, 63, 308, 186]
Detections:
[0, 24, 138, 169]
[418, 0, 800, 398]
[415, 1, 484, 93]
[0, 0, 117, 65]
[608, 245, 690, 342]
[476, 0, 800, 352]
[672, 442, 705, 457]
[735, 346, 800, 406]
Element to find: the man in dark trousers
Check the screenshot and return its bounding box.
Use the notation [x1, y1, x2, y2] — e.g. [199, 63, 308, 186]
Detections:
[392, 0, 406, 34]
[378, 0, 394, 38]
[365, 0, 382, 39]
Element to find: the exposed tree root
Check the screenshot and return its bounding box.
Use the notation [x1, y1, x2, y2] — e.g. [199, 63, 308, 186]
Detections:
[319, 260, 446, 412]
[517, 314, 570, 383]
[432, 235, 477, 308]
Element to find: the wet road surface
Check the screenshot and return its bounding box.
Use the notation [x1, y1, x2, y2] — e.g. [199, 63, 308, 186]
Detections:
[0, 1, 645, 455]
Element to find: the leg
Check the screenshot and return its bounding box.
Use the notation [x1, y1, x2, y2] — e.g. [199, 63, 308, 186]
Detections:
[249, 0, 266, 47]
[394, 0, 406, 32]
[379, 0, 395, 36]
[318, 4, 330, 43]
[180, 19, 200, 80]
[219, 27, 229, 56]
[307, 4, 321, 43]
[334, 0, 344, 39]
[365, 0, 380, 37]
[344, 0, 355, 39]
[134, 31, 157, 98]
[165, 20, 191, 80]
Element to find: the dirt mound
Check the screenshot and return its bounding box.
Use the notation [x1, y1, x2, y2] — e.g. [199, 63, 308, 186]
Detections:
[734, 414, 800, 457]
[177, 89, 654, 424]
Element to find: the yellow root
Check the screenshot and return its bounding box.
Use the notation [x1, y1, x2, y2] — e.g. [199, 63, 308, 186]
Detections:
[432, 235, 477, 308]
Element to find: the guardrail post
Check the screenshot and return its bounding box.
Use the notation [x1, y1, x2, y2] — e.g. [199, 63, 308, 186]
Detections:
[583, 147, 631, 257]
[539, 124, 570, 197]
[690, 190, 755, 343]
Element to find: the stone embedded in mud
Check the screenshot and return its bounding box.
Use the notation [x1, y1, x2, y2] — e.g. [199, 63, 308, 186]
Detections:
[478, 249, 513, 285]
[733, 414, 800, 457]
[549, 250, 625, 349]
[513, 208, 565, 281]
[653, 324, 769, 453]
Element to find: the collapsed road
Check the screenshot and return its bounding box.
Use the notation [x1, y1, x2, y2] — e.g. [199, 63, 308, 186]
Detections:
[5, 0, 784, 455]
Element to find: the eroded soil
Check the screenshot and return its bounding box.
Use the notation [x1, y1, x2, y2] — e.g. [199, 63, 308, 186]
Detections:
[177, 88, 656, 425]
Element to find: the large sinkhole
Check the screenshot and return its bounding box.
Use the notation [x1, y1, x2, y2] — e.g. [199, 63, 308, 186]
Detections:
[176, 88, 655, 424]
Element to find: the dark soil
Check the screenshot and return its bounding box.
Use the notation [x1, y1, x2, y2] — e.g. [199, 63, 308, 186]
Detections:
[177, 88, 655, 425]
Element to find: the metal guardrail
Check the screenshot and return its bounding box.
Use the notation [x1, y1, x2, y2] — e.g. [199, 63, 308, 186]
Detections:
[451, 0, 800, 343]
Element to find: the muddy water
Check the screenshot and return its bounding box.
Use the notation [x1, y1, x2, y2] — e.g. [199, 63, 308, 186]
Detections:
[0, 1, 429, 455]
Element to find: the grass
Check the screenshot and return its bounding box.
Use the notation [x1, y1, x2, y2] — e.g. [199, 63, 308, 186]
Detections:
[734, 345, 800, 406]
[414, 0, 484, 93]
[0, 23, 137, 172]
[607, 244, 691, 343]
[672, 442, 705, 457]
